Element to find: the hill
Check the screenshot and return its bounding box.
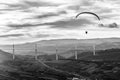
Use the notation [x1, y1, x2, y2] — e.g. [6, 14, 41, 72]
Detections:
[1, 38, 120, 55]
[0, 49, 12, 63]
[66, 48, 120, 61]
[81, 48, 120, 61]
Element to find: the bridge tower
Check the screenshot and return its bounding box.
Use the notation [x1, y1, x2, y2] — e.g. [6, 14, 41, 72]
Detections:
[93, 45, 96, 56]
[55, 45, 58, 60]
[35, 44, 38, 60]
[12, 44, 15, 60]
[75, 45, 78, 60]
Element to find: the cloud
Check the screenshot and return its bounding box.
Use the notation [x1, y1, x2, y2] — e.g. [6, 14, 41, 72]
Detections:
[8, 23, 41, 29]
[7, 4, 29, 10]
[0, 34, 24, 38]
[0, 8, 18, 12]
[83, 1, 93, 6]
[42, 19, 94, 29]
[67, 5, 80, 11]
[42, 0, 80, 4]
[108, 23, 118, 28]
[27, 33, 50, 38]
[7, 19, 94, 29]
[99, 9, 112, 14]
[34, 13, 58, 19]
[24, 0, 58, 7]
[8, 1, 57, 10]
[99, 23, 119, 28]
[0, 0, 19, 4]
[33, 11, 67, 19]
[0, 0, 58, 12]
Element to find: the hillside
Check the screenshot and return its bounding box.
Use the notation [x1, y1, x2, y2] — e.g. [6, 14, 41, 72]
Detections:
[1, 38, 120, 55]
[66, 48, 120, 61]
[81, 48, 120, 61]
[0, 50, 12, 63]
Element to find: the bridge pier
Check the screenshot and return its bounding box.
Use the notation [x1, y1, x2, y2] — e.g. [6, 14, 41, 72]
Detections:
[75, 46, 78, 60]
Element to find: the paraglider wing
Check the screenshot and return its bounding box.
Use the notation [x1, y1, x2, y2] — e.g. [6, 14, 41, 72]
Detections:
[75, 12, 100, 20]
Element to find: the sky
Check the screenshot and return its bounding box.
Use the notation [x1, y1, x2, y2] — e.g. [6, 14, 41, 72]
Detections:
[0, 0, 120, 44]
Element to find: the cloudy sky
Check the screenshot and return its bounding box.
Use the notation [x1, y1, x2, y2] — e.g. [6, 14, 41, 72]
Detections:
[0, 0, 120, 44]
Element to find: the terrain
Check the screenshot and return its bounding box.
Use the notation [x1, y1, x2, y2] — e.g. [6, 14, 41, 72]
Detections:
[1, 38, 120, 55]
[0, 38, 120, 80]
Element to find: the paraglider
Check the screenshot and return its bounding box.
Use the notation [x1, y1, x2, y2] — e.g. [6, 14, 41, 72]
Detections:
[75, 12, 101, 34]
[85, 31, 88, 34]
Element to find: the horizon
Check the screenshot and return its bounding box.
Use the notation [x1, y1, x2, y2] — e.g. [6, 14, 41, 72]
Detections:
[1, 37, 120, 45]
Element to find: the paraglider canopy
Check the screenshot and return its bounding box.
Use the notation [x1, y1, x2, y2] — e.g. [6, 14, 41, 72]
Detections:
[76, 12, 100, 21]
